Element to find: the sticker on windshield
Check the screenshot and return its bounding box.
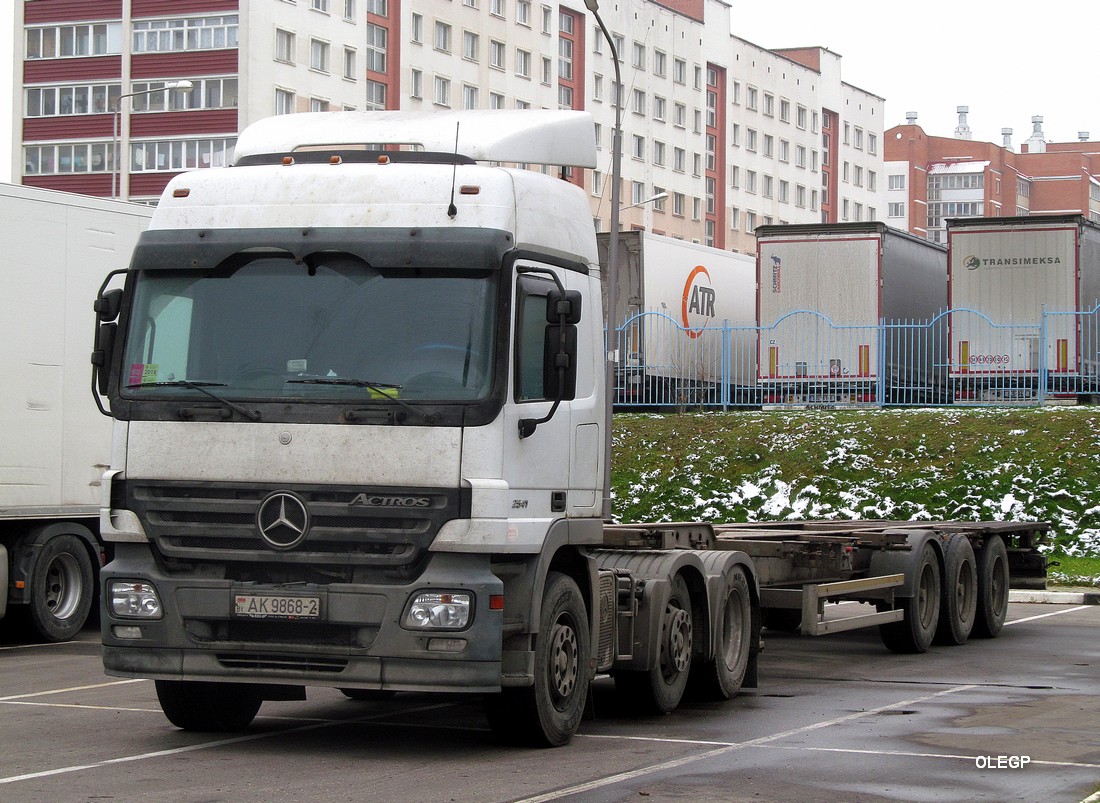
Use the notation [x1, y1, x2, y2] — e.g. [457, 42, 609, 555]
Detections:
[128, 363, 159, 385]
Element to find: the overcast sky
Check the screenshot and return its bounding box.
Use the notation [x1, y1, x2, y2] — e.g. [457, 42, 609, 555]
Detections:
[2, 4, 1096, 183]
[729, 0, 1100, 148]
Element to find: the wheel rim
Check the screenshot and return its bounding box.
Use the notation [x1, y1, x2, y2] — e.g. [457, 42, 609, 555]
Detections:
[548, 619, 579, 707]
[661, 599, 693, 680]
[720, 589, 747, 670]
[989, 555, 1007, 617]
[43, 553, 82, 620]
[917, 562, 937, 630]
[956, 558, 977, 622]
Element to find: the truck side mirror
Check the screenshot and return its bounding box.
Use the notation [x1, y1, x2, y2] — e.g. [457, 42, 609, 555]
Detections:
[91, 271, 128, 416]
[94, 288, 123, 322]
[543, 323, 578, 400]
[546, 288, 582, 325]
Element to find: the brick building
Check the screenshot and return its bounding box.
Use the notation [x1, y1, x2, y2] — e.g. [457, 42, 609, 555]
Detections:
[885, 109, 1100, 243]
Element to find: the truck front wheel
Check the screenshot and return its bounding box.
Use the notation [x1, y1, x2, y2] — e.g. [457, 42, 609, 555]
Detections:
[485, 572, 590, 747]
[28, 534, 95, 643]
[155, 680, 263, 732]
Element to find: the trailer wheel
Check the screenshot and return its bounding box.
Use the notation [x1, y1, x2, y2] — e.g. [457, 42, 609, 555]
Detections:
[155, 680, 262, 732]
[485, 572, 590, 747]
[973, 536, 1009, 639]
[690, 566, 752, 700]
[615, 573, 694, 714]
[28, 534, 95, 643]
[879, 542, 941, 654]
[934, 534, 977, 645]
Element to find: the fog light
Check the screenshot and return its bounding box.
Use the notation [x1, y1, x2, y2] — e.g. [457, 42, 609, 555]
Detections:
[427, 638, 467, 652]
[109, 581, 163, 619]
[112, 625, 144, 639]
[403, 592, 471, 630]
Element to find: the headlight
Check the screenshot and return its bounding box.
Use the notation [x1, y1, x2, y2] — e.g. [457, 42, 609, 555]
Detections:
[403, 592, 472, 630]
[109, 581, 163, 619]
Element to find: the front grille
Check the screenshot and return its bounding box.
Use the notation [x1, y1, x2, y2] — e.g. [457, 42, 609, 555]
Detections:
[126, 480, 467, 569]
[217, 653, 349, 673]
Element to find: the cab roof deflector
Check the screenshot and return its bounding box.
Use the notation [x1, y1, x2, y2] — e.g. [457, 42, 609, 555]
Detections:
[233, 110, 598, 169]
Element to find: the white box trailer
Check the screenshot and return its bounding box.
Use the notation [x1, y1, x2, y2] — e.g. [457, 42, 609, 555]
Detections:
[755, 222, 947, 405]
[947, 214, 1100, 401]
[0, 183, 151, 640]
[597, 230, 756, 405]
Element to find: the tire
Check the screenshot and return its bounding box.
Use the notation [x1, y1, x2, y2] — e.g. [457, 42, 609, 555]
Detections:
[879, 542, 941, 654]
[28, 534, 95, 643]
[614, 573, 694, 714]
[485, 572, 590, 747]
[339, 689, 398, 701]
[690, 567, 752, 701]
[934, 534, 977, 646]
[973, 536, 1010, 639]
[761, 607, 802, 633]
[155, 680, 263, 732]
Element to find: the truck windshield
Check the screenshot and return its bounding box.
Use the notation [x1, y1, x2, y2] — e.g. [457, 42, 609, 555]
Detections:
[120, 253, 497, 403]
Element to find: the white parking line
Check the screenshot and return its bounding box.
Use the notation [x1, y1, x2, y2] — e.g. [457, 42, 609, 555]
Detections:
[516, 684, 977, 803]
[0, 702, 454, 786]
[1005, 605, 1091, 626]
[0, 679, 146, 702]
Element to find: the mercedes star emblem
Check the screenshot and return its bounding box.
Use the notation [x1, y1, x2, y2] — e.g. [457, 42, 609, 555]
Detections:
[256, 491, 311, 550]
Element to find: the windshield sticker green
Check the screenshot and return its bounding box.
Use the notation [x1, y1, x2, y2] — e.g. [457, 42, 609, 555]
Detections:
[128, 364, 159, 385]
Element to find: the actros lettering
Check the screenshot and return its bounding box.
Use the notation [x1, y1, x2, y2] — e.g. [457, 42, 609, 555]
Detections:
[349, 494, 432, 507]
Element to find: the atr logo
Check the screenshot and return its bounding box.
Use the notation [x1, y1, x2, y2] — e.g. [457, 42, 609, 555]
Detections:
[681, 264, 716, 340]
[349, 494, 431, 508]
[770, 255, 782, 292]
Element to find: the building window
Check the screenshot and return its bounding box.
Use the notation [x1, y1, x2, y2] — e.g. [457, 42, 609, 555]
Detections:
[347, 0, 361, 20]
[410, 14, 423, 43]
[310, 98, 329, 113]
[542, 56, 552, 85]
[433, 76, 451, 107]
[653, 140, 665, 166]
[275, 88, 295, 115]
[854, 127, 863, 150]
[867, 171, 876, 192]
[463, 30, 479, 61]
[673, 147, 685, 172]
[746, 170, 757, 194]
[796, 185, 806, 208]
[653, 96, 666, 121]
[23, 141, 113, 175]
[26, 83, 120, 116]
[311, 0, 330, 12]
[558, 85, 573, 109]
[559, 37, 573, 80]
[867, 132, 877, 155]
[888, 174, 906, 191]
[674, 192, 685, 216]
[410, 69, 422, 99]
[673, 58, 686, 85]
[310, 39, 330, 72]
[762, 175, 773, 199]
[763, 92, 774, 117]
[367, 23, 386, 71]
[130, 137, 237, 172]
[888, 202, 905, 217]
[779, 180, 789, 203]
[491, 0, 505, 16]
[592, 73, 602, 101]
[275, 29, 295, 63]
[631, 135, 645, 160]
[490, 39, 505, 69]
[541, 5, 553, 34]
[654, 49, 666, 77]
[631, 181, 645, 205]
[746, 129, 757, 152]
[632, 88, 645, 115]
[27, 22, 123, 58]
[463, 84, 479, 109]
[746, 86, 757, 111]
[796, 105, 807, 129]
[490, 91, 504, 109]
[517, 0, 531, 26]
[673, 103, 686, 127]
[131, 16, 237, 53]
[515, 48, 531, 78]
[130, 78, 238, 111]
[632, 41, 645, 69]
[763, 134, 773, 158]
[779, 99, 790, 122]
[434, 22, 451, 53]
[344, 47, 357, 80]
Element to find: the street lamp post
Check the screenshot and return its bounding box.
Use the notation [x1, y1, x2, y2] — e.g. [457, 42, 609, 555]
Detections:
[112, 80, 193, 200]
[620, 191, 668, 211]
[583, 0, 622, 521]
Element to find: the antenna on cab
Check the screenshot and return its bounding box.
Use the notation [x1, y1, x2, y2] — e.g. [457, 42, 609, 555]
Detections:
[447, 123, 460, 219]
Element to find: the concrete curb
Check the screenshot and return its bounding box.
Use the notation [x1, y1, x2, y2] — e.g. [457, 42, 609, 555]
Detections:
[1009, 589, 1100, 605]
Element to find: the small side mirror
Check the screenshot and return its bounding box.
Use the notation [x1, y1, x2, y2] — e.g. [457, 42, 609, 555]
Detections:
[546, 288, 582, 324]
[543, 324, 578, 400]
[94, 288, 123, 322]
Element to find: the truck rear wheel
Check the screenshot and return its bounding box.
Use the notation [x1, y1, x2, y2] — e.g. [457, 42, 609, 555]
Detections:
[28, 534, 95, 643]
[155, 680, 262, 732]
[691, 566, 752, 700]
[879, 542, 941, 654]
[615, 573, 694, 714]
[934, 534, 977, 645]
[973, 536, 1009, 638]
[485, 572, 590, 747]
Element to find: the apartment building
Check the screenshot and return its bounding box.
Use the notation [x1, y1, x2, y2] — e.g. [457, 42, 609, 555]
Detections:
[885, 110, 1100, 243]
[13, 0, 885, 250]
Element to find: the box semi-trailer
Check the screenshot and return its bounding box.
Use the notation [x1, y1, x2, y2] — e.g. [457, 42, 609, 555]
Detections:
[755, 222, 948, 406]
[597, 230, 755, 406]
[947, 215, 1100, 401]
[94, 111, 1047, 748]
[0, 183, 152, 641]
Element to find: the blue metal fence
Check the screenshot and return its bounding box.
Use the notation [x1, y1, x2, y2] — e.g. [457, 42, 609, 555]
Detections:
[609, 306, 1100, 409]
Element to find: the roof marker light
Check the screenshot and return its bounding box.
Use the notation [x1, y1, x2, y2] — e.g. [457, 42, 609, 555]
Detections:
[282, 156, 294, 166]
[173, 188, 190, 198]
[330, 155, 342, 165]
[459, 185, 480, 195]
[378, 154, 390, 165]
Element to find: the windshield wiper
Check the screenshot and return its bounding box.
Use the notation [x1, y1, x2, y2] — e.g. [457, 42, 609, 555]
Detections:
[127, 380, 261, 422]
[287, 377, 425, 421]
